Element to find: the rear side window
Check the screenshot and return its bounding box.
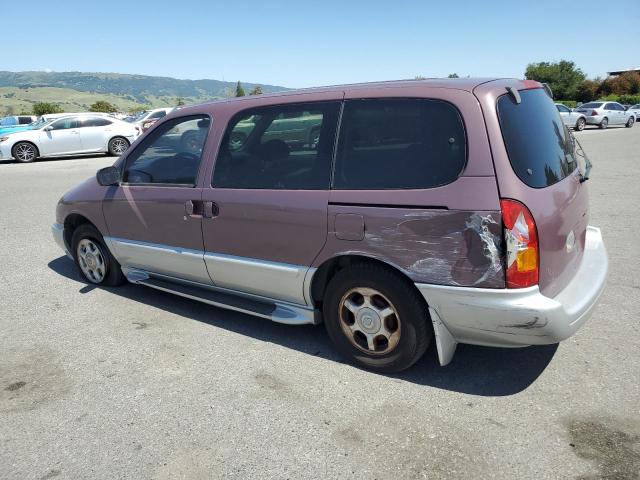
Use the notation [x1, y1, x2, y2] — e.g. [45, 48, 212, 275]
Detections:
[82, 117, 112, 127]
[497, 88, 576, 188]
[333, 99, 466, 189]
[18, 116, 33, 124]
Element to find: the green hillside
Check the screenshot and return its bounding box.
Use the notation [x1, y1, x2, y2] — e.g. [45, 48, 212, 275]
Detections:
[0, 71, 288, 115]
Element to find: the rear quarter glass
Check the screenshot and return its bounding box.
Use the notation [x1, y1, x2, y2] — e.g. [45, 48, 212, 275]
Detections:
[497, 88, 577, 188]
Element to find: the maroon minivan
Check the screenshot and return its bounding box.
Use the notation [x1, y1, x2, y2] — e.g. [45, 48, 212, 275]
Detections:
[52, 78, 608, 372]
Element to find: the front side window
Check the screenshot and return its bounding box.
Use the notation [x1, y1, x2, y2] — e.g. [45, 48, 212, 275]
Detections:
[213, 102, 340, 189]
[123, 115, 211, 186]
[333, 99, 466, 189]
[497, 88, 577, 188]
[18, 116, 33, 124]
[50, 118, 78, 130]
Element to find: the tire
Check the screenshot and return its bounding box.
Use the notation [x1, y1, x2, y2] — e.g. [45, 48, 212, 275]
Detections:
[108, 137, 130, 156]
[599, 117, 608, 129]
[71, 224, 126, 286]
[323, 263, 432, 373]
[12, 142, 39, 163]
[626, 117, 635, 128]
[575, 117, 586, 131]
[308, 127, 320, 148]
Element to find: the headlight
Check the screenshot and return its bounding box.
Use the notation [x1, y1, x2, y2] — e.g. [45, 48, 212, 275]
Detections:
[0, 136, 9, 142]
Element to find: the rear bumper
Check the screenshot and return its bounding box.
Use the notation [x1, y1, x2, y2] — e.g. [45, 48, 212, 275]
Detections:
[584, 115, 604, 125]
[418, 226, 608, 364]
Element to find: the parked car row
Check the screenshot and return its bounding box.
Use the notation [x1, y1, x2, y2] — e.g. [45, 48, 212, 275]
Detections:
[0, 113, 140, 162]
[556, 101, 635, 130]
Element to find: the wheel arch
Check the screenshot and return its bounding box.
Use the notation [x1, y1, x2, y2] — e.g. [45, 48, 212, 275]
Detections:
[63, 213, 95, 252]
[310, 254, 425, 308]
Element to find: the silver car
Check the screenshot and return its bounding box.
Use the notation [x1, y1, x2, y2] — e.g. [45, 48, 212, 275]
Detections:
[555, 104, 586, 131]
[575, 101, 635, 129]
[628, 104, 640, 121]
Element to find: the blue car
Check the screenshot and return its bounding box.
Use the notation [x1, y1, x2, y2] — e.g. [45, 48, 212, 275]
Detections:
[0, 116, 45, 136]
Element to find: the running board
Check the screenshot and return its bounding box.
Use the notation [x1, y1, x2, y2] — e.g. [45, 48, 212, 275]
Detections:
[135, 276, 318, 326]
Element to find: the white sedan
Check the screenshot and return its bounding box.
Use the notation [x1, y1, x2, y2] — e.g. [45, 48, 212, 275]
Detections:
[0, 115, 140, 163]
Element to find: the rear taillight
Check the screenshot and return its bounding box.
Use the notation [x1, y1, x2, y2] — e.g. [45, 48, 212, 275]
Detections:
[501, 199, 539, 288]
[591, 110, 598, 116]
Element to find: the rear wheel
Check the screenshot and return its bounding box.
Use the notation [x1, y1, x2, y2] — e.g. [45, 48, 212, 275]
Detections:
[108, 137, 130, 156]
[599, 117, 608, 129]
[575, 117, 586, 131]
[323, 263, 431, 373]
[12, 142, 39, 163]
[71, 224, 126, 286]
[626, 117, 635, 128]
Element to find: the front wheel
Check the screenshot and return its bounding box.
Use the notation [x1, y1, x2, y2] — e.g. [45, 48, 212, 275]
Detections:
[626, 117, 635, 128]
[108, 137, 130, 156]
[12, 142, 39, 163]
[71, 224, 126, 286]
[323, 263, 432, 373]
[575, 118, 586, 131]
[599, 117, 608, 129]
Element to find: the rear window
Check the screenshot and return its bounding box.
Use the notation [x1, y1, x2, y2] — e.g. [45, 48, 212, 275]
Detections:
[333, 99, 466, 189]
[579, 102, 603, 109]
[497, 88, 576, 188]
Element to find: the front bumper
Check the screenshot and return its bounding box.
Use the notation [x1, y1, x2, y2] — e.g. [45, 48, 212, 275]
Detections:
[418, 226, 608, 365]
[52, 223, 72, 259]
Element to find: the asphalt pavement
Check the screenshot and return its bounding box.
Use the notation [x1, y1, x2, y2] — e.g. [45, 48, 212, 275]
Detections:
[1, 125, 639, 479]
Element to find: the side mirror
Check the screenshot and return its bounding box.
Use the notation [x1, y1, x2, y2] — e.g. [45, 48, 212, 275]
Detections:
[96, 166, 120, 186]
[44, 126, 53, 131]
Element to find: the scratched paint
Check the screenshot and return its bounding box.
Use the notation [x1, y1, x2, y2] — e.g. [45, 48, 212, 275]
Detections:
[325, 208, 505, 288]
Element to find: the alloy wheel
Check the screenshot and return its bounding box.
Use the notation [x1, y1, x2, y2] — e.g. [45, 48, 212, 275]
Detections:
[77, 239, 106, 283]
[338, 287, 401, 355]
[14, 143, 36, 162]
[111, 138, 129, 155]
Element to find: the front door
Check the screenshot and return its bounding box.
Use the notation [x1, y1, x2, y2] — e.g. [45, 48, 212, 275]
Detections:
[102, 114, 213, 284]
[201, 101, 341, 305]
[38, 117, 82, 155]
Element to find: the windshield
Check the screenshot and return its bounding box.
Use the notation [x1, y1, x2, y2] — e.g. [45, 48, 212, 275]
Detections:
[497, 88, 577, 188]
[579, 102, 603, 109]
[28, 118, 50, 129]
[125, 111, 148, 122]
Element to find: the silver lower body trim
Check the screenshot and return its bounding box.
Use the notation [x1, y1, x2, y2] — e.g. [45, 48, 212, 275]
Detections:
[123, 267, 318, 326]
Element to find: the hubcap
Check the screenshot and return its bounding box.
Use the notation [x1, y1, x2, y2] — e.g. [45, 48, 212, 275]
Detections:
[339, 287, 401, 355]
[112, 139, 128, 155]
[77, 239, 106, 283]
[15, 144, 35, 161]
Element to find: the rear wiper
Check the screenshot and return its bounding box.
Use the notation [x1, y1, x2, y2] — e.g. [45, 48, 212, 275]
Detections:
[567, 129, 592, 182]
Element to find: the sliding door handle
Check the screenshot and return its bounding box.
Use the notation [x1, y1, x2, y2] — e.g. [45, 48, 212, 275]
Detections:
[203, 201, 219, 218]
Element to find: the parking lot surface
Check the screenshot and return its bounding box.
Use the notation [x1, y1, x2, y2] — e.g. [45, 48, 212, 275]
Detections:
[1, 126, 639, 479]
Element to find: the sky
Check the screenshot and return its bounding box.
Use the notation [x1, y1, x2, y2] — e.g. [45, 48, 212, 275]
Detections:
[6, 0, 639, 88]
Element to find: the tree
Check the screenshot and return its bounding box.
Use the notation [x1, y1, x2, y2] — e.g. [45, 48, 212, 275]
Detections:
[525, 60, 585, 100]
[249, 86, 263, 95]
[32, 102, 63, 116]
[414, 75, 426, 80]
[235, 81, 245, 97]
[176, 97, 185, 106]
[575, 79, 600, 103]
[89, 100, 118, 113]
[448, 73, 459, 78]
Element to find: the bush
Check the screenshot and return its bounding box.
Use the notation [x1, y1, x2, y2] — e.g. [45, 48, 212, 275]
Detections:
[32, 102, 64, 115]
[89, 100, 118, 113]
